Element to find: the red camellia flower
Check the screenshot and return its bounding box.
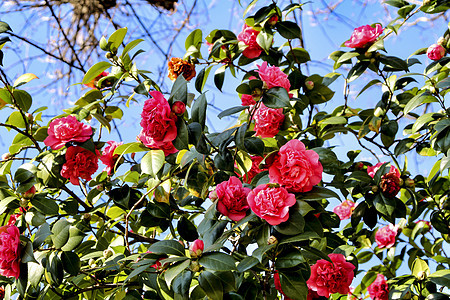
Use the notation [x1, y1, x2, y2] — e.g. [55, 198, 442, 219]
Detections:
[367, 274, 389, 300]
[189, 239, 204, 258]
[375, 224, 399, 249]
[427, 44, 446, 61]
[306, 253, 355, 298]
[171, 101, 186, 115]
[100, 141, 123, 175]
[22, 186, 36, 199]
[61, 146, 99, 185]
[237, 24, 263, 59]
[269, 139, 323, 193]
[241, 94, 256, 106]
[238, 156, 266, 184]
[257, 61, 291, 93]
[216, 176, 251, 222]
[253, 103, 285, 138]
[44, 115, 92, 150]
[138, 91, 178, 155]
[0, 225, 21, 279]
[333, 200, 357, 220]
[380, 172, 401, 198]
[247, 184, 296, 225]
[367, 162, 400, 178]
[345, 24, 383, 48]
[7, 214, 21, 226]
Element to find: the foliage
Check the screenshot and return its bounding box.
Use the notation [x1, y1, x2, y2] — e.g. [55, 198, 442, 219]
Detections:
[0, 1, 449, 300]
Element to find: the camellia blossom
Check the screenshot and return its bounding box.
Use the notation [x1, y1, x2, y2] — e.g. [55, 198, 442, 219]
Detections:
[345, 24, 383, 48]
[306, 253, 355, 298]
[367, 274, 389, 300]
[380, 172, 401, 198]
[0, 225, 21, 279]
[138, 91, 178, 153]
[44, 115, 92, 150]
[367, 162, 400, 178]
[100, 141, 123, 175]
[247, 184, 296, 225]
[333, 200, 357, 220]
[269, 139, 323, 193]
[216, 176, 251, 222]
[7, 214, 21, 226]
[241, 94, 256, 106]
[253, 103, 285, 138]
[427, 44, 446, 61]
[257, 61, 291, 92]
[375, 224, 399, 249]
[237, 24, 263, 59]
[61, 146, 99, 185]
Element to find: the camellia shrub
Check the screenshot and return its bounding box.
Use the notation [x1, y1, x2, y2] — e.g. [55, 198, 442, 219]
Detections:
[0, 1, 449, 299]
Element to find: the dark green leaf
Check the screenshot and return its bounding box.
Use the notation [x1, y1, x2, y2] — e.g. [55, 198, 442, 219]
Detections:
[61, 251, 81, 276]
[51, 219, 70, 249]
[149, 240, 186, 257]
[276, 21, 301, 39]
[199, 253, 237, 271]
[198, 271, 223, 300]
[263, 87, 291, 108]
[218, 106, 248, 119]
[177, 216, 199, 241]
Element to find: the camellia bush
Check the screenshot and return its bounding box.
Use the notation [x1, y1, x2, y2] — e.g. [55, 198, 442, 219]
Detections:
[0, 0, 449, 299]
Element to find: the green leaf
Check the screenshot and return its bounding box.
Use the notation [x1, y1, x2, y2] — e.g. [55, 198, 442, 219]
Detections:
[141, 150, 165, 178]
[274, 211, 305, 235]
[185, 29, 203, 50]
[380, 55, 409, 71]
[195, 66, 212, 93]
[275, 248, 305, 269]
[279, 231, 320, 245]
[61, 251, 81, 276]
[177, 216, 198, 241]
[13, 89, 32, 112]
[0, 21, 12, 33]
[336, 52, 359, 64]
[256, 30, 273, 53]
[191, 93, 207, 128]
[121, 39, 144, 59]
[172, 270, 193, 296]
[263, 87, 291, 108]
[411, 112, 434, 133]
[429, 269, 450, 288]
[21, 240, 37, 263]
[198, 271, 223, 300]
[218, 106, 248, 119]
[279, 271, 308, 300]
[252, 243, 276, 262]
[276, 21, 301, 39]
[61, 226, 85, 251]
[214, 65, 226, 92]
[33, 222, 51, 248]
[13, 73, 38, 88]
[82, 61, 112, 84]
[51, 219, 70, 249]
[173, 119, 189, 151]
[286, 48, 310, 64]
[108, 27, 127, 51]
[30, 198, 59, 216]
[299, 186, 340, 201]
[199, 253, 237, 271]
[373, 193, 396, 218]
[164, 258, 190, 287]
[114, 142, 149, 155]
[149, 240, 186, 257]
[237, 256, 259, 273]
[147, 201, 170, 219]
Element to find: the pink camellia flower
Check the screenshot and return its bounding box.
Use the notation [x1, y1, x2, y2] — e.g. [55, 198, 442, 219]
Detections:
[345, 24, 384, 48]
[216, 176, 251, 222]
[137, 131, 178, 156]
[367, 162, 400, 178]
[375, 224, 399, 249]
[307, 253, 355, 298]
[22, 186, 36, 199]
[253, 103, 285, 138]
[100, 141, 123, 175]
[189, 239, 204, 258]
[247, 184, 296, 225]
[139, 91, 178, 150]
[427, 44, 446, 61]
[0, 225, 21, 279]
[269, 139, 323, 193]
[171, 101, 186, 115]
[367, 274, 389, 300]
[61, 146, 99, 185]
[241, 94, 256, 106]
[237, 24, 263, 59]
[333, 200, 357, 220]
[7, 214, 21, 226]
[44, 115, 92, 150]
[237, 156, 266, 184]
[257, 61, 291, 93]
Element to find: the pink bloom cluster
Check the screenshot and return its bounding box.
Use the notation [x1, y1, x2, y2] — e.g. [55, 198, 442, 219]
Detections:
[0, 225, 21, 279]
[269, 139, 323, 193]
[367, 274, 389, 300]
[333, 200, 357, 220]
[345, 24, 383, 48]
[427, 44, 446, 61]
[61, 146, 99, 185]
[258, 61, 291, 93]
[247, 184, 296, 225]
[44, 115, 92, 150]
[375, 223, 399, 249]
[138, 91, 178, 155]
[253, 104, 285, 138]
[100, 141, 123, 175]
[237, 25, 263, 59]
[216, 176, 251, 222]
[306, 253, 355, 297]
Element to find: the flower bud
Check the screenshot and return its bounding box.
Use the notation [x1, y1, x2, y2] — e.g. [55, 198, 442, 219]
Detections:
[88, 258, 96, 268]
[25, 113, 33, 123]
[305, 81, 314, 90]
[103, 248, 114, 259]
[96, 184, 104, 191]
[105, 52, 114, 59]
[19, 198, 29, 208]
[268, 15, 279, 26]
[190, 260, 200, 272]
[427, 44, 446, 61]
[404, 178, 415, 189]
[209, 190, 218, 201]
[172, 101, 186, 115]
[1, 153, 10, 161]
[372, 186, 379, 193]
[189, 239, 204, 258]
[354, 162, 364, 171]
[417, 271, 427, 281]
[267, 235, 278, 245]
[22, 186, 36, 199]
